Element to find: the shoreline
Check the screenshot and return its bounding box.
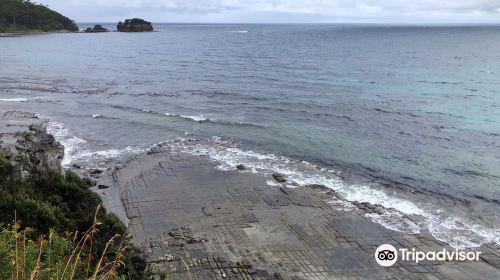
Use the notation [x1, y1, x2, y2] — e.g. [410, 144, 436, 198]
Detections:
[0, 30, 76, 37]
[111, 146, 500, 278]
[1, 111, 499, 278]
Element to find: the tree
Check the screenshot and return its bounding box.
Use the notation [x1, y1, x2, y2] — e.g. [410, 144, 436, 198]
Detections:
[0, 0, 78, 32]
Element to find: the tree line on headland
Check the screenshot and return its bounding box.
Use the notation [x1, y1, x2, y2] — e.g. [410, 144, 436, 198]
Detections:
[0, 0, 78, 33]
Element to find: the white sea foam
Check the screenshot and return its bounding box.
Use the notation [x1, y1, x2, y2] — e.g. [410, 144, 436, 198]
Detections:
[367, 210, 421, 235]
[181, 115, 207, 122]
[165, 112, 208, 122]
[75, 146, 144, 166]
[47, 121, 87, 166]
[92, 114, 102, 118]
[229, 30, 248, 33]
[164, 138, 500, 249]
[0, 97, 28, 102]
[47, 121, 144, 168]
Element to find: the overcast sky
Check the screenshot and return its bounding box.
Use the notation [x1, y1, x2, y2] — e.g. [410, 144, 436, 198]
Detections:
[42, 0, 500, 23]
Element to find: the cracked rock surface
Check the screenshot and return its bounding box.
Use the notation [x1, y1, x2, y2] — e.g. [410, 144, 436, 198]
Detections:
[114, 152, 500, 279]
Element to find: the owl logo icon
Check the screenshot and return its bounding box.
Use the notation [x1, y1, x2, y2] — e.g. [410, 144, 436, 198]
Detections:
[375, 244, 398, 267]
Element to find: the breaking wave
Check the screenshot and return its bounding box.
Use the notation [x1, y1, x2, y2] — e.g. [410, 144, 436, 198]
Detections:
[163, 112, 268, 128]
[165, 112, 207, 122]
[46, 121, 144, 169]
[0, 97, 28, 102]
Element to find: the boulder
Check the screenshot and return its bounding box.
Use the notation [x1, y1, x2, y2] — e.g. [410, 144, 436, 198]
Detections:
[117, 18, 153, 32]
[89, 169, 103, 178]
[272, 173, 286, 183]
[84, 24, 109, 33]
[236, 164, 247, 171]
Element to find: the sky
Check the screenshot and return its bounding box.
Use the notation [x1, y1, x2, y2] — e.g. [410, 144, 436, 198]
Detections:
[41, 0, 500, 23]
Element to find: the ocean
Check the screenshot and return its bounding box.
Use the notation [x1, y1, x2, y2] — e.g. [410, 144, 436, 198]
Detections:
[1, 23, 499, 249]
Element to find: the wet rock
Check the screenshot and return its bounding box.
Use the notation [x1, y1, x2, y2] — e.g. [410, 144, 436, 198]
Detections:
[89, 169, 103, 177]
[148, 145, 162, 154]
[364, 202, 376, 210]
[117, 18, 153, 32]
[236, 164, 247, 170]
[357, 204, 367, 210]
[0, 111, 64, 175]
[305, 184, 329, 190]
[272, 173, 286, 183]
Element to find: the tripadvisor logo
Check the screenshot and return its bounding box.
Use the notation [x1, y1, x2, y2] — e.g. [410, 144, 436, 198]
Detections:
[375, 244, 398, 267]
[375, 244, 481, 267]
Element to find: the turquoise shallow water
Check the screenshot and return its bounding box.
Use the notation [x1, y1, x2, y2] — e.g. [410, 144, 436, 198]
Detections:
[1, 24, 499, 248]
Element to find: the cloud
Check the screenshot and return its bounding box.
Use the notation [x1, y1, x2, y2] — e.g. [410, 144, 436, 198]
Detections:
[41, 0, 500, 23]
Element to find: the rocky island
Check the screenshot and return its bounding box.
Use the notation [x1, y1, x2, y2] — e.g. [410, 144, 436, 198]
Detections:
[84, 24, 109, 33]
[117, 18, 154, 32]
[0, 0, 78, 33]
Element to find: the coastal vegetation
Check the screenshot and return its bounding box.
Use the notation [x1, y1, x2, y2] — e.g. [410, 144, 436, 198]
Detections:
[0, 155, 146, 279]
[0, 0, 78, 33]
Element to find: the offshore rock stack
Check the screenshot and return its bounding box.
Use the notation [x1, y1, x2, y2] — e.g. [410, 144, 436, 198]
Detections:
[117, 18, 153, 32]
[84, 24, 109, 33]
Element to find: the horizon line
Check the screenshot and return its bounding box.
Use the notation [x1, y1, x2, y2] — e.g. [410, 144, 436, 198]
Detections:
[76, 21, 500, 25]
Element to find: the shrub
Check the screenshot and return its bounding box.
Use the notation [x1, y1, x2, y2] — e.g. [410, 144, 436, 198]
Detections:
[0, 155, 147, 279]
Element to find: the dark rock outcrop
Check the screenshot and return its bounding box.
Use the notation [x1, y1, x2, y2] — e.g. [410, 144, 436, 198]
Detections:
[305, 184, 329, 190]
[272, 173, 286, 183]
[236, 164, 247, 171]
[0, 111, 64, 175]
[68, 20, 79, 32]
[117, 18, 153, 32]
[84, 24, 109, 33]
